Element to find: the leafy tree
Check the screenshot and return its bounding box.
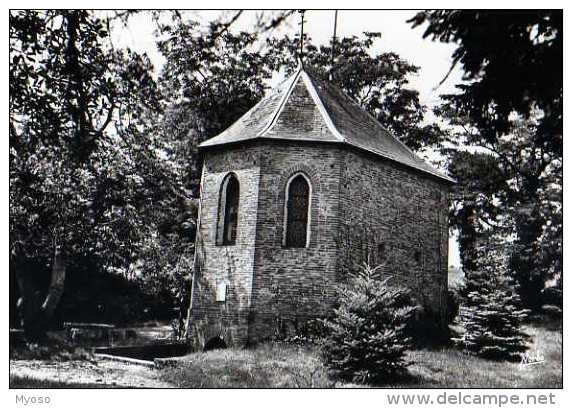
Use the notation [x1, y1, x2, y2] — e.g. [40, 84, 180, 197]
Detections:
[446, 119, 562, 312]
[454, 238, 529, 360]
[447, 150, 508, 278]
[409, 10, 562, 156]
[9, 10, 165, 339]
[321, 264, 417, 384]
[156, 19, 277, 191]
[411, 10, 563, 311]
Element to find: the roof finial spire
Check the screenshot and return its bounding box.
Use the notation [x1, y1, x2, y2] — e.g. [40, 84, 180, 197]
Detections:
[297, 10, 306, 66]
[329, 10, 339, 80]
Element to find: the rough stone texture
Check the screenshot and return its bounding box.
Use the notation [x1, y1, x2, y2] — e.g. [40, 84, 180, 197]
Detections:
[191, 140, 450, 348]
[337, 149, 450, 328]
[247, 142, 343, 343]
[265, 79, 334, 142]
[189, 144, 261, 349]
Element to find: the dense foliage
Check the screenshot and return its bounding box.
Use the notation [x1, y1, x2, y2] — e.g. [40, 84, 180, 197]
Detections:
[155, 18, 277, 191]
[412, 10, 563, 311]
[446, 119, 562, 312]
[9, 10, 190, 338]
[410, 10, 562, 156]
[321, 264, 417, 383]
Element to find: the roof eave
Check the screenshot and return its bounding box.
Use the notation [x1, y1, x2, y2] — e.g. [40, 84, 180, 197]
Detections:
[199, 137, 456, 184]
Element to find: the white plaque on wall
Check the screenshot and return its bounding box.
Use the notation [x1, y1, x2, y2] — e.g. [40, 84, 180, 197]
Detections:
[216, 281, 227, 302]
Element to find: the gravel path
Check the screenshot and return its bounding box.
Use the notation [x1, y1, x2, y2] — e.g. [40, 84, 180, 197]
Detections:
[10, 358, 175, 388]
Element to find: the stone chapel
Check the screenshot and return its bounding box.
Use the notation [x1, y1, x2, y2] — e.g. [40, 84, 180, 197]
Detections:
[187, 64, 454, 349]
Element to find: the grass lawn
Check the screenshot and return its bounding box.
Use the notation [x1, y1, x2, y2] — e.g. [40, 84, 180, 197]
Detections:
[159, 342, 332, 387]
[404, 318, 562, 388]
[9, 376, 113, 388]
[159, 317, 562, 388]
[10, 316, 561, 388]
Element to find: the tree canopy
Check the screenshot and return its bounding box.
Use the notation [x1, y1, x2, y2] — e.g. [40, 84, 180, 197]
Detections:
[9, 10, 189, 337]
[409, 10, 562, 155]
[413, 10, 563, 310]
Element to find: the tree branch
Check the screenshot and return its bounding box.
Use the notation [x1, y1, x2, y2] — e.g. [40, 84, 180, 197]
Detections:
[94, 102, 115, 134]
[209, 10, 243, 44]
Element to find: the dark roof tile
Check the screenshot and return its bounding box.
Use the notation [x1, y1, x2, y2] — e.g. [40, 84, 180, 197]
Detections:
[199, 67, 454, 183]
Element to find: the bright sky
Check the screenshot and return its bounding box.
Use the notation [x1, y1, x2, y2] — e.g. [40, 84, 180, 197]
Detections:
[111, 10, 463, 268]
[112, 10, 464, 108]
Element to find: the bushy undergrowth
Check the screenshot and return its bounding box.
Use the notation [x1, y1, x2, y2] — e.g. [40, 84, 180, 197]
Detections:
[321, 264, 417, 384]
[273, 318, 328, 346]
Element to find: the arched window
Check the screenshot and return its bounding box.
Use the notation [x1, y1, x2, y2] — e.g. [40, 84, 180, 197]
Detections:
[284, 173, 311, 248]
[217, 173, 239, 245]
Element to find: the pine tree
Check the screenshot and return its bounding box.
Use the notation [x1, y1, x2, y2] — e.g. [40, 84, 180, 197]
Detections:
[321, 264, 417, 384]
[454, 238, 529, 360]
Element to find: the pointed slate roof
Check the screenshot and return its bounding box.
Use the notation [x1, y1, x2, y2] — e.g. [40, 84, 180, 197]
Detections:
[199, 66, 454, 183]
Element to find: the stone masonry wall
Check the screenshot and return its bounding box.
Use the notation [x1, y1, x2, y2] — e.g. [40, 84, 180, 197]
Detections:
[192, 141, 451, 348]
[238, 73, 346, 344]
[190, 145, 261, 349]
[338, 149, 450, 329]
[247, 142, 344, 343]
[266, 78, 335, 142]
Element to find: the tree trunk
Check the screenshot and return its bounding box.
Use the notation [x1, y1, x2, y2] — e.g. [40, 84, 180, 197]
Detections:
[457, 202, 478, 277]
[41, 244, 66, 317]
[511, 174, 546, 313]
[16, 244, 66, 341]
[512, 202, 545, 312]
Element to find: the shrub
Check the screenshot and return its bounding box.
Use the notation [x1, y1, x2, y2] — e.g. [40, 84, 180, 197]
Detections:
[321, 263, 417, 384]
[454, 241, 529, 360]
[277, 318, 328, 345]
